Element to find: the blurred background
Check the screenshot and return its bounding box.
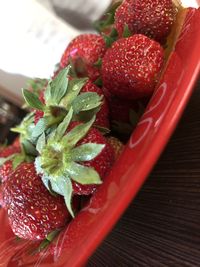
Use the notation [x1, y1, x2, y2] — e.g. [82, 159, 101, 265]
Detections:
[0, 0, 198, 141]
[0, 0, 113, 105]
[0, 0, 198, 105]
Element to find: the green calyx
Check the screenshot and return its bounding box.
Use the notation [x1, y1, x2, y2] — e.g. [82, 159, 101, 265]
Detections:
[20, 66, 105, 217]
[11, 112, 35, 141]
[93, 58, 102, 68]
[0, 154, 16, 166]
[35, 113, 104, 217]
[37, 228, 62, 252]
[9, 112, 37, 168]
[22, 66, 103, 139]
[0, 150, 34, 170]
[112, 102, 145, 135]
[103, 33, 117, 48]
[122, 24, 132, 38]
[22, 78, 47, 109]
[27, 78, 47, 96]
[93, 1, 121, 33]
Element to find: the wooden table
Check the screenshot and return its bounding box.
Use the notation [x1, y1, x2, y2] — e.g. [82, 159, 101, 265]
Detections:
[88, 80, 200, 266]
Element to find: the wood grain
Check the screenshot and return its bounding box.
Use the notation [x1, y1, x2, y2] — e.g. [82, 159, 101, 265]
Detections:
[88, 80, 200, 267]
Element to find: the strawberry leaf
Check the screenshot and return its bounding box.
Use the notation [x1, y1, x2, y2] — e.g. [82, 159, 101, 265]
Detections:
[22, 139, 38, 156]
[72, 92, 103, 114]
[94, 78, 103, 87]
[36, 133, 46, 154]
[122, 24, 132, 38]
[112, 120, 133, 135]
[93, 58, 102, 68]
[41, 175, 50, 190]
[46, 229, 61, 242]
[38, 240, 50, 252]
[45, 67, 70, 105]
[129, 109, 140, 126]
[31, 118, 48, 139]
[35, 156, 44, 175]
[54, 108, 73, 140]
[60, 77, 88, 108]
[110, 28, 118, 38]
[22, 89, 45, 111]
[38, 228, 61, 252]
[138, 102, 145, 117]
[0, 154, 16, 166]
[12, 153, 25, 169]
[44, 83, 51, 105]
[95, 125, 110, 135]
[71, 143, 105, 162]
[63, 177, 74, 217]
[93, 13, 113, 32]
[103, 34, 115, 48]
[51, 176, 74, 217]
[77, 107, 101, 123]
[62, 116, 95, 147]
[66, 162, 102, 185]
[11, 113, 35, 143]
[27, 78, 47, 93]
[93, 1, 121, 32]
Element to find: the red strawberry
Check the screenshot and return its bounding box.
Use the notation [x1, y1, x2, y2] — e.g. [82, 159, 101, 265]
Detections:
[81, 80, 110, 130]
[3, 162, 71, 240]
[37, 120, 114, 199]
[0, 145, 21, 183]
[34, 110, 44, 125]
[12, 136, 20, 148]
[102, 34, 164, 100]
[107, 137, 124, 161]
[60, 34, 106, 81]
[103, 88, 140, 123]
[115, 0, 178, 43]
[104, 88, 148, 121]
[70, 123, 114, 195]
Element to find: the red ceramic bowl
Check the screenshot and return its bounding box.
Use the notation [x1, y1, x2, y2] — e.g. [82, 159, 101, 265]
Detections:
[0, 5, 200, 267]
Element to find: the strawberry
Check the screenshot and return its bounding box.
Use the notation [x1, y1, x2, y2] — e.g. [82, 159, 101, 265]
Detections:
[102, 89, 148, 135]
[34, 110, 44, 125]
[60, 34, 106, 81]
[3, 162, 71, 240]
[35, 115, 114, 215]
[69, 122, 114, 195]
[0, 145, 21, 183]
[12, 136, 20, 148]
[102, 34, 164, 100]
[81, 80, 110, 130]
[103, 88, 142, 123]
[115, 0, 178, 43]
[107, 137, 124, 161]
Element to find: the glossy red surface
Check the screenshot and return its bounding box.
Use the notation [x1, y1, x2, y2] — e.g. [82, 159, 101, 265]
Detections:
[0, 7, 200, 267]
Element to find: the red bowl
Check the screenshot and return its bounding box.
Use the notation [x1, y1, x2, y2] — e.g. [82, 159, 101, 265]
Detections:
[0, 5, 200, 267]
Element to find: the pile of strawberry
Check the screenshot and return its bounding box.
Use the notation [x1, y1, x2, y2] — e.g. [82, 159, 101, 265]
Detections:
[0, 0, 177, 249]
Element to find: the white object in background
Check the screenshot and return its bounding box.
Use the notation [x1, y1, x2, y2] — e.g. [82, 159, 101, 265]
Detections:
[50, 0, 112, 22]
[0, 0, 111, 104]
[0, 0, 80, 78]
